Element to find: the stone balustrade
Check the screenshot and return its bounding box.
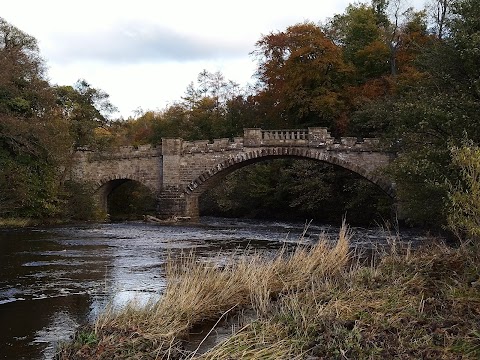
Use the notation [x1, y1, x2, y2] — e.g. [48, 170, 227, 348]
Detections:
[261, 129, 308, 140]
[243, 128, 380, 151]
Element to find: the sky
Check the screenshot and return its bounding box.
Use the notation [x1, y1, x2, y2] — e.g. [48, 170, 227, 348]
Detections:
[2, 0, 425, 119]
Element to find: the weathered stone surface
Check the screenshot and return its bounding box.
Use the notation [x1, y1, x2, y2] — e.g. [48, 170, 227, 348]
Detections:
[71, 128, 395, 219]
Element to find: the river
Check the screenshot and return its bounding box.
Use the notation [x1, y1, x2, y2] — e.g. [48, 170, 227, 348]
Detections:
[0, 217, 427, 360]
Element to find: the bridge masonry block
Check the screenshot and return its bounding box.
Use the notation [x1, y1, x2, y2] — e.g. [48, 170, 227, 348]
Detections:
[70, 146, 162, 193]
[340, 137, 358, 147]
[157, 186, 185, 217]
[308, 127, 334, 147]
[161, 139, 183, 187]
[182, 137, 244, 154]
[244, 128, 262, 146]
[157, 186, 200, 220]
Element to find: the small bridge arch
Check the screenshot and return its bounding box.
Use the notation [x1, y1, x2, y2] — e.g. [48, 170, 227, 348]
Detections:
[95, 174, 157, 213]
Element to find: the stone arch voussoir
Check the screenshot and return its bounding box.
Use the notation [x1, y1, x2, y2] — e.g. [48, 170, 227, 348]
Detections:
[96, 173, 152, 192]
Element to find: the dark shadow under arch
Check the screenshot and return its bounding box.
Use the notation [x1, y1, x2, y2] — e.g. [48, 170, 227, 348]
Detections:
[96, 178, 156, 218]
[197, 158, 395, 223]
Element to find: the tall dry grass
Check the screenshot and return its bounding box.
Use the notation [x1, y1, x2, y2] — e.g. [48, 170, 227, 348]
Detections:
[0, 218, 31, 227]
[199, 237, 480, 359]
[58, 221, 352, 359]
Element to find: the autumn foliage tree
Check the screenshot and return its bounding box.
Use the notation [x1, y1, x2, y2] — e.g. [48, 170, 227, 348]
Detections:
[252, 22, 351, 134]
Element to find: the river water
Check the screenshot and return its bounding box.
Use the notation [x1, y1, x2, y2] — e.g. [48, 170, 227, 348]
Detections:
[0, 217, 427, 360]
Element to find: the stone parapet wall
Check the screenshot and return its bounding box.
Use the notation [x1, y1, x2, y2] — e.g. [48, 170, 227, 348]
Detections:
[181, 137, 244, 154]
[161, 128, 384, 154]
[87, 145, 160, 160]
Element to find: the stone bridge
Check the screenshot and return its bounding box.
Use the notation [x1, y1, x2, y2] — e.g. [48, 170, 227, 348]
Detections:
[71, 128, 396, 220]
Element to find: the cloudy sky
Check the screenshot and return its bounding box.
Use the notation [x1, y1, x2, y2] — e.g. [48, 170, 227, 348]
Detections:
[3, 0, 425, 118]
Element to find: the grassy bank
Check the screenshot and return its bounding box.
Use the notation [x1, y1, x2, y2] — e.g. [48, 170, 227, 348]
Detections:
[57, 224, 480, 359]
[0, 216, 105, 229]
[0, 218, 34, 228]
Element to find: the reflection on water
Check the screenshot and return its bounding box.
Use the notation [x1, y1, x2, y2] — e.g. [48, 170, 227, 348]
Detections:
[0, 217, 427, 359]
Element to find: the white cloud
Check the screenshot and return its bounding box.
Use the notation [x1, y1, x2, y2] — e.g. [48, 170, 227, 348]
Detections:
[46, 21, 251, 64]
[2, 0, 428, 118]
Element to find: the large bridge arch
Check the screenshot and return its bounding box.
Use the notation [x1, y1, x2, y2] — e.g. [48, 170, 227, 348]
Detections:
[182, 147, 396, 219]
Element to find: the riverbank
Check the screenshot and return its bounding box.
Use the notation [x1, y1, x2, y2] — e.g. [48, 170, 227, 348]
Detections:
[0, 218, 37, 228]
[0, 217, 103, 229]
[54, 223, 480, 359]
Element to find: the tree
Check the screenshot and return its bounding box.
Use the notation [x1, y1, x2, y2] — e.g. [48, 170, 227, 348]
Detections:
[372, 0, 391, 27]
[55, 79, 117, 148]
[447, 143, 480, 241]
[181, 70, 251, 140]
[428, 0, 453, 39]
[326, 3, 390, 82]
[350, 0, 480, 227]
[0, 17, 51, 117]
[252, 22, 351, 133]
[324, 2, 430, 130]
[449, 0, 480, 100]
[0, 17, 72, 218]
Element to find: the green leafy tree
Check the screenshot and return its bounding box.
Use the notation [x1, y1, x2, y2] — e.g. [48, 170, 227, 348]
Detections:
[449, 0, 480, 99]
[285, 160, 392, 224]
[201, 159, 392, 224]
[447, 143, 480, 241]
[326, 3, 390, 82]
[200, 160, 292, 219]
[0, 18, 52, 117]
[0, 17, 72, 218]
[55, 79, 117, 148]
